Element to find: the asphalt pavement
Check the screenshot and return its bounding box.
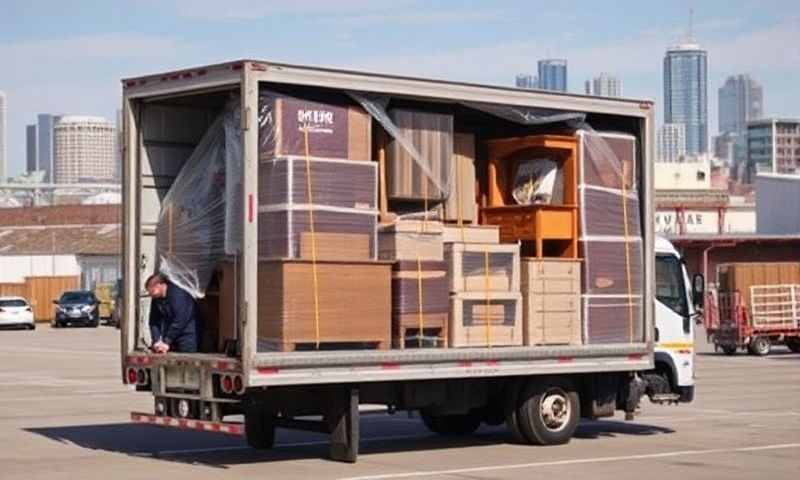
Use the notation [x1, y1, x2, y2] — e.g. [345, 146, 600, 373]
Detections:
[0, 323, 798, 479]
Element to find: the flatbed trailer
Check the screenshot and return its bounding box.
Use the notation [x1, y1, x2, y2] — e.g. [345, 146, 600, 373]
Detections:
[120, 60, 695, 462]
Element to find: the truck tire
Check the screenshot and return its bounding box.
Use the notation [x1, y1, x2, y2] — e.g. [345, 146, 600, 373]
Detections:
[244, 408, 275, 449]
[420, 410, 481, 436]
[504, 378, 528, 444]
[517, 377, 580, 446]
[748, 336, 771, 356]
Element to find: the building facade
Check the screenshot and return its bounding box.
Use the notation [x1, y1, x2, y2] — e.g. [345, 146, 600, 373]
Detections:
[664, 43, 708, 155]
[658, 123, 687, 163]
[26, 125, 38, 174]
[746, 118, 800, 180]
[756, 173, 800, 234]
[515, 74, 537, 89]
[537, 59, 567, 92]
[718, 74, 763, 135]
[584, 73, 622, 97]
[655, 158, 711, 190]
[0, 91, 6, 181]
[53, 116, 116, 184]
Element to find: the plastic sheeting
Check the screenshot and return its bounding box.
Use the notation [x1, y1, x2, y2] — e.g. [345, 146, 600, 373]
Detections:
[155, 98, 242, 298]
[512, 158, 559, 205]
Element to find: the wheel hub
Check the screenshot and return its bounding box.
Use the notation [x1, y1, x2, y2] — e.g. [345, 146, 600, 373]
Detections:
[540, 388, 570, 432]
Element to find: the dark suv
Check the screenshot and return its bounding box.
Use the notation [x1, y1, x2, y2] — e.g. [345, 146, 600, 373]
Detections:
[53, 291, 101, 328]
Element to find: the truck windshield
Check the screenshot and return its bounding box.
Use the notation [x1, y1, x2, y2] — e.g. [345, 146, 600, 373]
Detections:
[656, 255, 689, 317]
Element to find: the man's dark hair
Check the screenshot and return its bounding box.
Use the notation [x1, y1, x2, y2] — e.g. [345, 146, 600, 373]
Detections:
[145, 272, 169, 288]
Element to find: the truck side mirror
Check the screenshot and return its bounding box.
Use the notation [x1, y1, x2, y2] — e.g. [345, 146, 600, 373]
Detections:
[692, 273, 705, 308]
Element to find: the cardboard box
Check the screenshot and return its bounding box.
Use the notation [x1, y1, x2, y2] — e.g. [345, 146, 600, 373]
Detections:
[378, 220, 444, 261]
[258, 91, 371, 161]
[718, 262, 800, 309]
[445, 242, 520, 293]
[257, 260, 391, 351]
[392, 261, 449, 314]
[585, 296, 643, 344]
[449, 292, 523, 347]
[299, 232, 372, 262]
[442, 224, 500, 244]
[393, 312, 448, 349]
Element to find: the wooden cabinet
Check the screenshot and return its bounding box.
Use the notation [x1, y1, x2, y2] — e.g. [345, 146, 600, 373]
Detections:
[480, 135, 579, 258]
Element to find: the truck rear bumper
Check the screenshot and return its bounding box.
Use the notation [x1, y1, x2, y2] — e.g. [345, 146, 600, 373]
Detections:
[131, 411, 243, 436]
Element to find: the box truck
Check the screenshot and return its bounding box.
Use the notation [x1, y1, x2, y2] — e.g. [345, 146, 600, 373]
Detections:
[121, 60, 699, 462]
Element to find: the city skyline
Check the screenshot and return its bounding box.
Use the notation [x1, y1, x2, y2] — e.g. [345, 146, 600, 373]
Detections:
[1, 1, 798, 176]
[664, 41, 708, 155]
[719, 74, 763, 135]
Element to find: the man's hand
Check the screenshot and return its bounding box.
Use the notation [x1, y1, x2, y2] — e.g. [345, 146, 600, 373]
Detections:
[152, 341, 170, 354]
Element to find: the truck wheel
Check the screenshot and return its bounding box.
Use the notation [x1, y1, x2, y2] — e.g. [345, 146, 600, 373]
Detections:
[504, 378, 528, 444]
[721, 345, 737, 356]
[244, 408, 275, 449]
[420, 410, 481, 436]
[748, 336, 771, 356]
[517, 377, 580, 446]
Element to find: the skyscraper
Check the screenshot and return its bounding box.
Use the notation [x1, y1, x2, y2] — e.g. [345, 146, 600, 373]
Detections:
[718, 74, 763, 135]
[36, 113, 62, 182]
[515, 74, 537, 89]
[538, 59, 567, 92]
[0, 91, 6, 181]
[663, 42, 708, 155]
[658, 123, 687, 163]
[26, 125, 37, 173]
[54, 116, 116, 184]
[584, 73, 623, 97]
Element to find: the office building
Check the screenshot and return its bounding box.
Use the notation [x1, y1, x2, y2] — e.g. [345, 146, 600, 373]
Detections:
[664, 42, 708, 155]
[746, 118, 800, 180]
[0, 91, 6, 181]
[53, 116, 116, 184]
[35, 113, 62, 181]
[538, 59, 567, 92]
[515, 74, 537, 89]
[584, 73, 622, 97]
[658, 123, 687, 163]
[718, 74, 763, 135]
[26, 125, 38, 174]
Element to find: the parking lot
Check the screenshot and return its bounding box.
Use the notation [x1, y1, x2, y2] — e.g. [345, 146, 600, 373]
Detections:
[0, 324, 798, 480]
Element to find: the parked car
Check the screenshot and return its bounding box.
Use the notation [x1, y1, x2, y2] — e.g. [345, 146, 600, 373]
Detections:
[0, 297, 35, 330]
[53, 291, 101, 328]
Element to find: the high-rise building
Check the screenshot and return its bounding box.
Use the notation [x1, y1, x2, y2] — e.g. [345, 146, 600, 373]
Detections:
[36, 113, 62, 182]
[718, 74, 763, 135]
[0, 91, 6, 181]
[664, 42, 708, 155]
[54, 116, 116, 184]
[538, 59, 567, 92]
[746, 118, 800, 181]
[584, 73, 623, 97]
[658, 123, 687, 163]
[515, 74, 537, 89]
[26, 124, 38, 173]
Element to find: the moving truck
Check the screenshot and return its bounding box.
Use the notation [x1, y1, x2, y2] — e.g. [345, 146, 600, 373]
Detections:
[121, 60, 699, 462]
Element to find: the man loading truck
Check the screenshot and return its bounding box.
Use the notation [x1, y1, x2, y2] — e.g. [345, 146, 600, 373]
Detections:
[146, 273, 201, 353]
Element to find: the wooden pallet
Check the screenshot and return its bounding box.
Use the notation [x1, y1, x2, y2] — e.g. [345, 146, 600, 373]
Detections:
[393, 313, 448, 349]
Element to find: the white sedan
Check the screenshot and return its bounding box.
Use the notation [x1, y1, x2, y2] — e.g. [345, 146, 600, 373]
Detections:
[0, 297, 35, 330]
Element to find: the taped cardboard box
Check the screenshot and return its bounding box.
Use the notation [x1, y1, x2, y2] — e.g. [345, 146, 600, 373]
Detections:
[378, 220, 444, 261]
[718, 262, 800, 309]
[450, 291, 523, 347]
[442, 224, 500, 244]
[445, 243, 520, 293]
[257, 260, 391, 351]
[392, 261, 449, 314]
[258, 90, 371, 161]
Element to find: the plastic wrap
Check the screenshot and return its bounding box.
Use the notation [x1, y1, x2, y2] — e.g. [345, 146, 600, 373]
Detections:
[155, 98, 242, 298]
[512, 158, 559, 205]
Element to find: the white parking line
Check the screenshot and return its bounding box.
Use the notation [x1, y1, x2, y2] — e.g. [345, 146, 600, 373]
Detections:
[339, 443, 800, 480]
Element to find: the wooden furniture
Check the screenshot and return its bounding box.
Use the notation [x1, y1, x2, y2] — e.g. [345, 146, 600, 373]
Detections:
[445, 243, 520, 293]
[480, 135, 579, 258]
[256, 260, 392, 351]
[378, 220, 444, 261]
[442, 224, 500, 244]
[449, 292, 523, 347]
[521, 258, 582, 346]
[441, 132, 478, 223]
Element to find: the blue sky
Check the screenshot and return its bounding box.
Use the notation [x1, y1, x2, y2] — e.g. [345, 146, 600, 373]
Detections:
[1, 0, 798, 177]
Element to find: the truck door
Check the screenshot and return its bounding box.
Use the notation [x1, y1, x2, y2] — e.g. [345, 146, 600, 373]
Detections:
[654, 254, 695, 394]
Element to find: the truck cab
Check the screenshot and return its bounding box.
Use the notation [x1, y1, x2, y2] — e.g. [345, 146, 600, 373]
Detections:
[651, 236, 698, 403]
